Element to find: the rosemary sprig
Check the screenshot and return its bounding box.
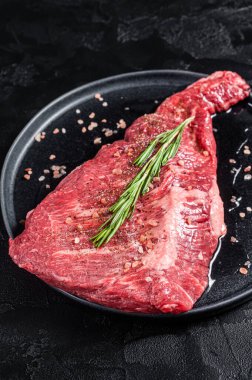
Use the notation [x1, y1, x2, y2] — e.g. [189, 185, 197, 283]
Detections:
[91, 116, 194, 247]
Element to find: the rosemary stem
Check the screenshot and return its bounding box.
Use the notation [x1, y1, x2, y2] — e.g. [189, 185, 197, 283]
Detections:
[91, 116, 194, 247]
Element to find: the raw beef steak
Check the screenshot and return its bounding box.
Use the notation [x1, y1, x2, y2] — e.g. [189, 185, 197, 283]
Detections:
[9, 71, 250, 314]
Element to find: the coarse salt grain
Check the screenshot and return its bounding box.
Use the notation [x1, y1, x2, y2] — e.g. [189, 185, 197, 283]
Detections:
[95, 93, 103, 101]
[239, 267, 248, 275]
[24, 168, 32, 175]
[94, 137, 102, 144]
[35, 133, 41, 142]
[145, 277, 152, 282]
[244, 166, 251, 172]
[112, 168, 122, 175]
[65, 217, 72, 224]
[49, 154, 56, 160]
[89, 112, 95, 119]
[43, 169, 50, 174]
[124, 107, 130, 110]
[105, 129, 113, 137]
[76, 109, 81, 114]
[46, 184, 50, 189]
[245, 145, 249, 149]
[136, 218, 144, 225]
[53, 171, 60, 178]
[244, 149, 251, 155]
[230, 236, 238, 243]
[148, 219, 158, 227]
[239, 212, 246, 218]
[124, 262, 131, 269]
[138, 246, 144, 254]
[51, 165, 67, 179]
[51, 165, 60, 171]
[202, 150, 209, 156]
[246, 207, 252, 212]
[82, 127, 87, 133]
[24, 174, 30, 180]
[244, 174, 252, 180]
[88, 122, 98, 131]
[198, 252, 203, 260]
[101, 119, 107, 123]
[53, 128, 60, 134]
[132, 261, 140, 268]
[62, 128, 66, 134]
[117, 119, 127, 129]
[38, 176, 45, 182]
[76, 224, 83, 232]
[74, 237, 80, 244]
[229, 159, 236, 164]
[178, 160, 184, 166]
[102, 102, 108, 107]
[77, 119, 84, 125]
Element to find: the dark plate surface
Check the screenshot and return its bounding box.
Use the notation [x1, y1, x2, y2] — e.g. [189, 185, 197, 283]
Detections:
[1, 69, 252, 319]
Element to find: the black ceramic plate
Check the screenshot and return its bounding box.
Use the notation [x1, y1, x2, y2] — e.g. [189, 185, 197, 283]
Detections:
[1, 70, 252, 319]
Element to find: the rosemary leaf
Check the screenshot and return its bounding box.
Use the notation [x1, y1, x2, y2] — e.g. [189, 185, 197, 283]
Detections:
[91, 116, 194, 247]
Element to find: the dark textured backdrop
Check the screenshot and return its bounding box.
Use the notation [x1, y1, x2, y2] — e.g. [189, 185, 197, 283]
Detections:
[1, 0, 252, 379]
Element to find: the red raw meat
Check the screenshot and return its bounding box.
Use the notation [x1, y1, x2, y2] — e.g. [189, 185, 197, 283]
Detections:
[9, 71, 250, 314]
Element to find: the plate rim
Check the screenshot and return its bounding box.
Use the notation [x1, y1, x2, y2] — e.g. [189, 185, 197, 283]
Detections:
[1, 68, 252, 319]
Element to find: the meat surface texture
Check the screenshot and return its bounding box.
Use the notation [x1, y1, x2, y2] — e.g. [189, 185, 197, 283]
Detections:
[9, 71, 250, 314]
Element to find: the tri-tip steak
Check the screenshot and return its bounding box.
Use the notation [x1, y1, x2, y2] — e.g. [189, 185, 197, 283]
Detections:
[9, 71, 250, 314]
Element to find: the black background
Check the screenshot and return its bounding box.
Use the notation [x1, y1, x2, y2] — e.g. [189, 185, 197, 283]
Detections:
[1, 1, 252, 379]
